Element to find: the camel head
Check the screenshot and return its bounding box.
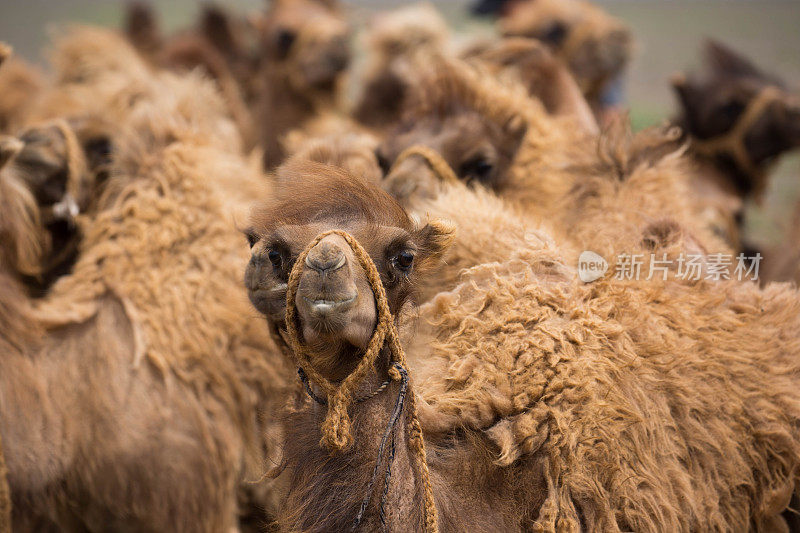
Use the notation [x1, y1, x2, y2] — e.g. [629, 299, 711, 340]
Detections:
[377, 57, 528, 205]
[0, 134, 46, 278]
[0, 120, 107, 291]
[259, 0, 350, 94]
[500, 0, 632, 101]
[245, 159, 453, 380]
[672, 40, 800, 194]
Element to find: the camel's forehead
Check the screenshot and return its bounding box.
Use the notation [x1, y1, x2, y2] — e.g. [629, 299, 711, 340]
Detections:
[266, 222, 411, 254]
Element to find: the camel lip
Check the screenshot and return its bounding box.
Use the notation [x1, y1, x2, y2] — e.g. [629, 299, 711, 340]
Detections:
[248, 284, 288, 317]
[301, 294, 357, 315]
[249, 284, 288, 298]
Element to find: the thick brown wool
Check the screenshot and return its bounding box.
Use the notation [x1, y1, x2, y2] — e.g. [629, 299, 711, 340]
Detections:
[0, 429, 9, 533]
[0, 39, 289, 529]
[403, 213, 800, 530]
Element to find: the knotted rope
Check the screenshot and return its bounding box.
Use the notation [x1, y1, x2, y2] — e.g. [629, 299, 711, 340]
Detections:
[692, 86, 783, 196]
[50, 119, 90, 220]
[0, 430, 11, 533]
[390, 145, 460, 185]
[284, 229, 439, 533]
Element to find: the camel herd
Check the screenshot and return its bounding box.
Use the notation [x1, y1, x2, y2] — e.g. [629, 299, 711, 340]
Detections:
[1, 0, 800, 531]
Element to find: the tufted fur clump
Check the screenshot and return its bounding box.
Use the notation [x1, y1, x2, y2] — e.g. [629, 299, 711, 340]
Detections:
[406, 225, 800, 531]
[0, 44, 45, 134]
[550, 120, 733, 258]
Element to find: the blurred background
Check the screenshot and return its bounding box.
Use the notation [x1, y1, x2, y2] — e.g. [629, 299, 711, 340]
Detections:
[1, 0, 798, 246]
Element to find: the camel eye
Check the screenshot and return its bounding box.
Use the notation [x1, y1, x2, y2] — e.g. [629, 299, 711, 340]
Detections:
[460, 157, 494, 183]
[268, 249, 283, 267]
[246, 232, 258, 248]
[394, 250, 414, 271]
[375, 148, 392, 175]
[719, 99, 746, 122]
[275, 28, 297, 58]
[542, 22, 568, 47]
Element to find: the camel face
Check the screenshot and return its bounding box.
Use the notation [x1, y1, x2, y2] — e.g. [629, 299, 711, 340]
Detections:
[500, 0, 631, 99]
[673, 40, 800, 176]
[379, 110, 526, 205]
[260, 0, 350, 93]
[245, 161, 453, 379]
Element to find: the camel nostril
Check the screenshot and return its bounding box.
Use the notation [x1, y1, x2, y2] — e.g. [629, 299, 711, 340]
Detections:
[305, 241, 346, 273]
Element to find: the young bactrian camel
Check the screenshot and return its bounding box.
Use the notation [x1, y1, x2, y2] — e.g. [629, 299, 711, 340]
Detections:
[672, 40, 800, 252]
[495, 0, 633, 118]
[0, 56, 290, 531]
[378, 54, 729, 260]
[351, 3, 450, 132]
[245, 158, 800, 531]
[254, 0, 351, 169]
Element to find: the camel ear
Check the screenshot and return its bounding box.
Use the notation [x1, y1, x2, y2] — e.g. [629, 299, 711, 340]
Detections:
[125, 1, 161, 53]
[670, 72, 699, 114]
[416, 219, 456, 262]
[201, 5, 238, 57]
[0, 136, 24, 170]
[704, 39, 766, 80]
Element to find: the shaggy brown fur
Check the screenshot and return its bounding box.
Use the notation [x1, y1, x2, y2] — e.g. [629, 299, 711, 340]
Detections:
[0, 42, 290, 530]
[248, 159, 800, 531]
[379, 54, 729, 263]
[123, 3, 258, 148]
[0, 45, 45, 134]
[499, 0, 633, 114]
[407, 243, 800, 531]
[461, 37, 597, 134]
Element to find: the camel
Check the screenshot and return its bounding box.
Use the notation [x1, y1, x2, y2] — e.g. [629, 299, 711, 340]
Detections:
[0, 120, 98, 295]
[0, 41, 291, 531]
[123, 2, 259, 148]
[377, 54, 729, 261]
[351, 3, 449, 132]
[245, 159, 800, 531]
[461, 37, 598, 134]
[253, 0, 351, 169]
[495, 0, 633, 117]
[671, 39, 800, 252]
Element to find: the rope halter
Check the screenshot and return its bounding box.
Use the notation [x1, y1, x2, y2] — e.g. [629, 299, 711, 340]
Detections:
[389, 144, 461, 185]
[284, 228, 439, 532]
[691, 85, 783, 196]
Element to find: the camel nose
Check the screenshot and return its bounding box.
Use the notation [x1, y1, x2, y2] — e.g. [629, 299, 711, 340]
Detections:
[305, 240, 346, 273]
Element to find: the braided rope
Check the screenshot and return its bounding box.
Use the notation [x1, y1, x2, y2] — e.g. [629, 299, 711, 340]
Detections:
[284, 229, 439, 532]
[390, 145, 460, 185]
[692, 86, 783, 195]
[0, 430, 11, 533]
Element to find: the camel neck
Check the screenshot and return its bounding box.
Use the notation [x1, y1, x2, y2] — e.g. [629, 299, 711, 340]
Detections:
[281, 356, 425, 532]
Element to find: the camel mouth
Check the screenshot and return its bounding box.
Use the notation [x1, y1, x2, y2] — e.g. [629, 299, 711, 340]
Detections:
[301, 294, 357, 316]
[248, 284, 288, 318]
